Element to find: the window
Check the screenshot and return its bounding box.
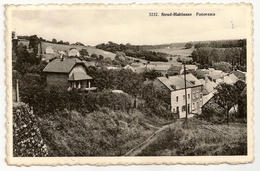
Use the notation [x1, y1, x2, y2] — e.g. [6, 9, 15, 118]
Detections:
[188, 94, 190, 99]
[176, 107, 179, 112]
[183, 95, 185, 101]
[196, 91, 199, 98]
[200, 93, 203, 99]
[200, 100, 203, 107]
[192, 103, 195, 110]
[192, 92, 195, 99]
[176, 96, 178, 102]
[182, 105, 186, 112]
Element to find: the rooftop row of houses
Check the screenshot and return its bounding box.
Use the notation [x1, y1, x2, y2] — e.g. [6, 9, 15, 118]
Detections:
[45, 46, 80, 57]
[151, 66, 246, 119]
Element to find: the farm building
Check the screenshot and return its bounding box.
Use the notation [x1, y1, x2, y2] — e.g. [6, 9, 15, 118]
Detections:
[153, 74, 203, 118]
[43, 57, 97, 91]
[45, 46, 54, 54]
[167, 65, 184, 76]
[68, 48, 80, 57]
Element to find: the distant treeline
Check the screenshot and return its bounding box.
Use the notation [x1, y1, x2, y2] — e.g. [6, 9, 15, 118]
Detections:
[134, 39, 246, 50]
[193, 39, 246, 49]
[96, 42, 169, 62]
[17, 35, 84, 46]
[191, 39, 247, 71]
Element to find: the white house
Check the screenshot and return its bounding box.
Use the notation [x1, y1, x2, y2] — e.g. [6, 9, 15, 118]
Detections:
[45, 46, 54, 54]
[68, 48, 80, 57]
[154, 74, 203, 118]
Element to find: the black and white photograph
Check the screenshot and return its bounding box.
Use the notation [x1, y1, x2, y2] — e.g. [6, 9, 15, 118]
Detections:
[5, 3, 253, 165]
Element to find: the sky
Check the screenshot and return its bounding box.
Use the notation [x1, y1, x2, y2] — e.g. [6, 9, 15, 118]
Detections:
[11, 6, 248, 46]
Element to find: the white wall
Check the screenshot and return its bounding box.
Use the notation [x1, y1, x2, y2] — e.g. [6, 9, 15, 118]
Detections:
[171, 88, 192, 118]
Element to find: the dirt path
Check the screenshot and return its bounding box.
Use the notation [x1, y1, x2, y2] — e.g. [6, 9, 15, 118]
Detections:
[124, 122, 176, 156]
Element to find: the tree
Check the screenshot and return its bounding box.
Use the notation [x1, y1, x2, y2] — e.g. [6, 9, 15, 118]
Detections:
[52, 38, 57, 44]
[29, 35, 39, 55]
[212, 62, 232, 73]
[142, 69, 162, 80]
[90, 53, 98, 58]
[185, 42, 193, 49]
[57, 40, 64, 44]
[79, 49, 89, 57]
[214, 83, 240, 124]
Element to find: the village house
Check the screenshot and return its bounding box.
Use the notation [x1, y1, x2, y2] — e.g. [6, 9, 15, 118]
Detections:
[153, 65, 171, 76]
[179, 73, 203, 114]
[45, 46, 54, 54]
[68, 48, 80, 57]
[153, 74, 203, 118]
[43, 56, 97, 91]
[185, 65, 198, 72]
[167, 65, 184, 76]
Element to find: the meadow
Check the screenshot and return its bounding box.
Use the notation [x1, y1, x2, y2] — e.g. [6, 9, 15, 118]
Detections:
[137, 118, 247, 156]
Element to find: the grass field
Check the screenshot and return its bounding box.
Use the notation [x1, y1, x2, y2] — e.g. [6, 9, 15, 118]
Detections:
[136, 118, 247, 156]
[150, 46, 194, 66]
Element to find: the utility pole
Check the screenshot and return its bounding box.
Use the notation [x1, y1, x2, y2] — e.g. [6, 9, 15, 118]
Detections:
[16, 79, 19, 103]
[184, 62, 188, 121]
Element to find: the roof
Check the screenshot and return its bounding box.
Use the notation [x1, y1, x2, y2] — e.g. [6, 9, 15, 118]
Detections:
[124, 65, 135, 72]
[202, 87, 210, 95]
[209, 74, 222, 81]
[204, 78, 217, 93]
[223, 76, 233, 84]
[68, 49, 80, 57]
[168, 65, 183, 72]
[68, 72, 93, 81]
[229, 73, 239, 83]
[192, 70, 208, 79]
[43, 57, 85, 73]
[157, 75, 193, 91]
[231, 70, 246, 80]
[46, 46, 53, 50]
[178, 73, 203, 86]
[185, 65, 197, 70]
[199, 79, 205, 86]
[134, 67, 146, 74]
[154, 65, 171, 71]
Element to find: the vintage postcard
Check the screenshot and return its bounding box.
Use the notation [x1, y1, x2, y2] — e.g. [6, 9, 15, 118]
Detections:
[5, 3, 253, 165]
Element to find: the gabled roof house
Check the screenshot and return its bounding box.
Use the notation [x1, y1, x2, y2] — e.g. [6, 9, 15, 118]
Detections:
[43, 57, 97, 91]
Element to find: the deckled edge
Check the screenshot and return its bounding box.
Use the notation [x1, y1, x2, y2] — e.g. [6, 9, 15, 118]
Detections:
[5, 2, 254, 166]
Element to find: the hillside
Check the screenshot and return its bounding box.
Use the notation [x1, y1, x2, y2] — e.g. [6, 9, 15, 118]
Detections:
[38, 108, 160, 156]
[19, 40, 117, 60]
[133, 118, 247, 156]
